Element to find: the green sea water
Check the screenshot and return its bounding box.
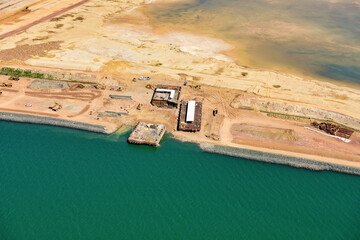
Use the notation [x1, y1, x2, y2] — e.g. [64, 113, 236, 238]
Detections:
[1, 121, 360, 239]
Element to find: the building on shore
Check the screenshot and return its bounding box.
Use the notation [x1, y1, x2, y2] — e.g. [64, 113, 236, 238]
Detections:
[151, 85, 181, 109]
[128, 122, 166, 147]
[178, 100, 202, 132]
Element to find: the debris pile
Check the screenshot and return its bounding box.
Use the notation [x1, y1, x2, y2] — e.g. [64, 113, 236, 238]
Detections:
[311, 122, 354, 139]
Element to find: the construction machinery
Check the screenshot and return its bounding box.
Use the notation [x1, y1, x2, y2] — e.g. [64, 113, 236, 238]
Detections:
[213, 108, 218, 116]
[145, 84, 155, 90]
[1, 83, 12, 88]
[8, 76, 19, 81]
[94, 84, 106, 90]
[138, 76, 151, 80]
[22, 6, 30, 12]
[74, 83, 85, 89]
[137, 103, 143, 110]
[189, 83, 201, 89]
[49, 102, 62, 112]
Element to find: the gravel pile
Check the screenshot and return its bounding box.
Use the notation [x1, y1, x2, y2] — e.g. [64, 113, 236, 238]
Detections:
[29, 79, 69, 90]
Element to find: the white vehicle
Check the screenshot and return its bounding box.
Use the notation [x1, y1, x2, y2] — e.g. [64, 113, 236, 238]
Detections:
[25, 104, 32, 107]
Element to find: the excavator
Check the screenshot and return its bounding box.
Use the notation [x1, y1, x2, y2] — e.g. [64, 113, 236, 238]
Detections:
[49, 102, 62, 112]
[1, 83, 12, 88]
[137, 103, 143, 110]
[145, 84, 155, 90]
[22, 6, 30, 12]
[213, 108, 218, 116]
[189, 83, 201, 89]
[8, 76, 19, 81]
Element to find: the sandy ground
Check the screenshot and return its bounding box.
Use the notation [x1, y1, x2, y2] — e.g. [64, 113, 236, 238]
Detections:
[0, 0, 360, 169]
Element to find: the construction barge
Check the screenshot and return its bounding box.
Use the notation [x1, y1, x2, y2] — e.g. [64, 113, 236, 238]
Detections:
[128, 122, 166, 147]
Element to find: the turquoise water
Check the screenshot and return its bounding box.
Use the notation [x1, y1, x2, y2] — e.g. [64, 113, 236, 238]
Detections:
[1, 121, 360, 239]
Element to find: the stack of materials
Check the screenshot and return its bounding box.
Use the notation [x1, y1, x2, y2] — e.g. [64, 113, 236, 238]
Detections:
[311, 122, 354, 139]
[128, 122, 166, 147]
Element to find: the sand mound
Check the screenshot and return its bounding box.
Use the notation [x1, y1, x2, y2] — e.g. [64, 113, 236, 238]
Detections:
[231, 123, 299, 142]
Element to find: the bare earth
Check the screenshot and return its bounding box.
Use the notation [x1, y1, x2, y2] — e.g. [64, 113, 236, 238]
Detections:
[0, 0, 360, 171]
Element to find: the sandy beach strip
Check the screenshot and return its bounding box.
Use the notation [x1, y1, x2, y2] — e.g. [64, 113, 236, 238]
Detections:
[199, 143, 360, 176]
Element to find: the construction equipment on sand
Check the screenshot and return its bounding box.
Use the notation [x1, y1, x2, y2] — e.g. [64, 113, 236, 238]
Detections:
[1, 83, 12, 88]
[138, 76, 151, 80]
[145, 84, 155, 90]
[189, 83, 201, 89]
[8, 76, 20, 81]
[49, 102, 62, 112]
[94, 84, 106, 90]
[22, 6, 30, 12]
[137, 103, 143, 110]
[213, 108, 218, 116]
[74, 83, 85, 89]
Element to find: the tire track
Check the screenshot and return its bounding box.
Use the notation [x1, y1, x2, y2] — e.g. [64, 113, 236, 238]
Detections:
[0, 0, 89, 40]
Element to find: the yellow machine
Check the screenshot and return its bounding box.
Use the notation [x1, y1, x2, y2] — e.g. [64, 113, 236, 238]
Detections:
[213, 108, 218, 116]
[49, 103, 62, 112]
[8, 76, 19, 81]
[22, 6, 30, 12]
[189, 83, 201, 89]
[137, 103, 143, 110]
[145, 84, 155, 90]
[1, 83, 12, 88]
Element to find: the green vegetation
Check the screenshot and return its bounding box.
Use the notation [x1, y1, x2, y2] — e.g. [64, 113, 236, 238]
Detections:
[260, 110, 310, 120]
[0, 67, 95, 85]
[1, 67, 45, 79]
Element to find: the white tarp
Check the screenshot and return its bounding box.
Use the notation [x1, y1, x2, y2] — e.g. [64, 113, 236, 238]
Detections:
[186, 101, 196, 122]
[156, 88, 175, 99]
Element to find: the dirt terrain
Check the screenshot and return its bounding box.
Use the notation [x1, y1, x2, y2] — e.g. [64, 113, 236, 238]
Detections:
[0, 0, 360, 169]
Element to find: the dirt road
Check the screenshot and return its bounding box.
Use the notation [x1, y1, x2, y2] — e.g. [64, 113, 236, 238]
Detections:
[0, 0, 89, 41]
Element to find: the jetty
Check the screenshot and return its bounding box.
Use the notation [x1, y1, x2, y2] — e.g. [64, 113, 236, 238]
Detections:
[128, 122, 166, 147]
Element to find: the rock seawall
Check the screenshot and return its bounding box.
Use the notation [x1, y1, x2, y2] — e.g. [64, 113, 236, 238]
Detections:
[199, 143, 360, 176]
[0, 112, 110, 134]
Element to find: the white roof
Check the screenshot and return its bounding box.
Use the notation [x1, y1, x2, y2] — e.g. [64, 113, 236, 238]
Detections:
[156, 88, 176, 99]
[186, 101, 196, 122]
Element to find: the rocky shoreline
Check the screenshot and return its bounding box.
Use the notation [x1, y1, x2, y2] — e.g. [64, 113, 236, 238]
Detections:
[0, 112, 110, 134]
[199, 143, 360, 176]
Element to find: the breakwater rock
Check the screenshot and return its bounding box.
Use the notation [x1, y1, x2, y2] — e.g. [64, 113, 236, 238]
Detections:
[199, 143, 360, 176]
[0, 112, 110, 134]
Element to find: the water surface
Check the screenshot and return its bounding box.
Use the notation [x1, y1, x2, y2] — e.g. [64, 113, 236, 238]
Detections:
[1, 121, 360, 239]
[145, 0, 360, 84]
